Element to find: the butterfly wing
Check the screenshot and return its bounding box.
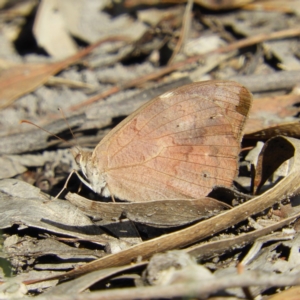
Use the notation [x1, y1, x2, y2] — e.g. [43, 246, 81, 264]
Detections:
[92, 80, 252, 202]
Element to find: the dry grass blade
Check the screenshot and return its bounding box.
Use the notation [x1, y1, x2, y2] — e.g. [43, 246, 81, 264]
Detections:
[187, 210, 300, 259]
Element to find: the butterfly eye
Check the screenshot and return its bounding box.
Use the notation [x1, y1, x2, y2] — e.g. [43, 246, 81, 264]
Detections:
[75, 153, 82, 164]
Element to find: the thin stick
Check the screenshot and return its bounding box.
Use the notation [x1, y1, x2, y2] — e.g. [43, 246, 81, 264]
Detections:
[69, 27, 300, 111]
[168, 0, 194, 65]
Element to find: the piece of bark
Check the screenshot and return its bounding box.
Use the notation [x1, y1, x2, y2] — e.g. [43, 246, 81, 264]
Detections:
[230, 70, 300, 92]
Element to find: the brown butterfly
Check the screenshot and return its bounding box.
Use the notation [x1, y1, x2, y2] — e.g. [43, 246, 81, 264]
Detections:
[72, 80, 252, 202]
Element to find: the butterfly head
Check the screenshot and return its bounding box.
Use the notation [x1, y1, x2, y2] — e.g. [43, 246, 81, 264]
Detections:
[71, 147, 107, 195]
[71, 147, 91, 179]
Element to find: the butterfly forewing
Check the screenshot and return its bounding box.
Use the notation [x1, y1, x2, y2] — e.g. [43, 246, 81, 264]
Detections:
[92, 80, 252, 202]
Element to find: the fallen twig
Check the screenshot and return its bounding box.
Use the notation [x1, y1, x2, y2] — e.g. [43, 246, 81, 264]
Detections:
[69, 27, 300, 111]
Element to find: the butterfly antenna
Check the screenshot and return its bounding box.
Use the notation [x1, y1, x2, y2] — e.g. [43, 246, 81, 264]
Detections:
[58, 107, 76, 140]
[57, 108, 79, 149]
[20, 120, 78, 149]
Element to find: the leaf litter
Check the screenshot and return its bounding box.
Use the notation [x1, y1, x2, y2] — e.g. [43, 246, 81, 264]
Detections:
[1, 0, 300, 299]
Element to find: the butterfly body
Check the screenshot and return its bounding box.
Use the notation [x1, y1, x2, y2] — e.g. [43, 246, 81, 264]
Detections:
[74, 80, 252, 202]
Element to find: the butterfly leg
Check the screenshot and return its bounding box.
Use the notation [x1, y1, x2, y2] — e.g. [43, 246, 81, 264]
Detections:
[108, 185, 116, 202]
[54, 169, 94, 199]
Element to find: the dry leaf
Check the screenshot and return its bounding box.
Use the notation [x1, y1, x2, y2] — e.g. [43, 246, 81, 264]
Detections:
[0, 36, 130, 109]
[0, 61, 70, 109]
[0, 179, 114, 246]
[42, 263, 146, 295]
[245, 94, 300, 134]
[33, 0, 77, 58]
[66, 193, 231, 227]
[253, 136, 295, 194]
[245, 121, 300, 140]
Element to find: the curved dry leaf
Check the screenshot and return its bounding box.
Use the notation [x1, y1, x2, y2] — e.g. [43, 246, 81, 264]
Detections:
[245, 121, 300, 141]
[33, 135, 300, 281]
[66, 193, 231, 227]
[0, 62, 68, 109]
[253, 136, 295, 194]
